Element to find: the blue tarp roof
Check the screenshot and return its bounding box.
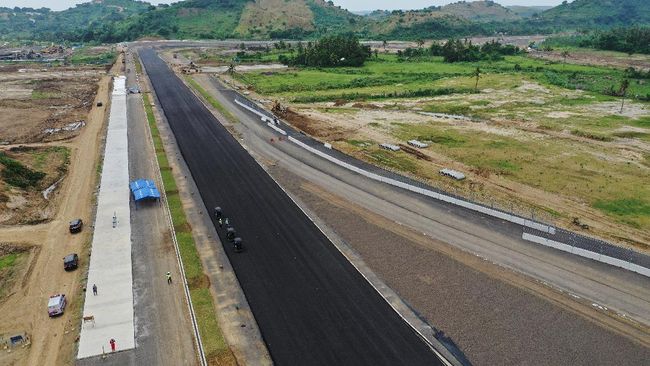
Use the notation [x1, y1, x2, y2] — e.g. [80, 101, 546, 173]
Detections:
[130, 179, 161, 201]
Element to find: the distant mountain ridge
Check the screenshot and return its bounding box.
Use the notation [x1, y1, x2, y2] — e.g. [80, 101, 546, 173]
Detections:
[438, 0, 521, 22]
[0, 0, 649, 42]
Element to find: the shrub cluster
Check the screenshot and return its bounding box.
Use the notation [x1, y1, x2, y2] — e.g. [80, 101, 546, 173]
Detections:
[279, 34, 371, 67]
[0, 152, 45, 189]
[397, 40, 520, 63]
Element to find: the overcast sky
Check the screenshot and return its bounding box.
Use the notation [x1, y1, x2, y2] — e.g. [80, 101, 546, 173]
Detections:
[1, 0, 568, 12]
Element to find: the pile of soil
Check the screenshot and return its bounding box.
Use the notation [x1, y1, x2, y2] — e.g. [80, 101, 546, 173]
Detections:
[274, 104, 352, 140]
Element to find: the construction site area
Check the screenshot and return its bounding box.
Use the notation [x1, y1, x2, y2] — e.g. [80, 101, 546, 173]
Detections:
[0, 47, 116, 366]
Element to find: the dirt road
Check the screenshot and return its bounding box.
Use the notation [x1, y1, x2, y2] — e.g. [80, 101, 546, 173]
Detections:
[0, 58, 117, 365]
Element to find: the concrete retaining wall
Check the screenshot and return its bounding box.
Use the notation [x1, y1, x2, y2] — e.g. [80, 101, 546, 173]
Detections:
[522, 233, 650, 278]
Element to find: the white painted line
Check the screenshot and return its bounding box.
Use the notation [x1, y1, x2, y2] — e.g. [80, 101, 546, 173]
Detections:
[78, 76, 135, 358]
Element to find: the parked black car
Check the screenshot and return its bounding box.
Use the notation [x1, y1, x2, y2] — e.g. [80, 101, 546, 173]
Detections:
[63, 253, 79, 271]
[69, 219, 83, 233]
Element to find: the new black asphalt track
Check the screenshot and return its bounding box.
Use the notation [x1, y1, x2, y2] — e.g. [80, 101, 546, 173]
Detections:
[139, 48, 444, 365]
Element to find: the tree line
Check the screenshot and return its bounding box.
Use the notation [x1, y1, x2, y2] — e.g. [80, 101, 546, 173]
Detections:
[543, 27, 650, 55]
[397, 39, 521, 63]
[278, 35, 371, 67]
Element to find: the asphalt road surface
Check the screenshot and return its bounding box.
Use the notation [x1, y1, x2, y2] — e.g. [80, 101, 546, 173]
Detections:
[139, 48, 444, 365]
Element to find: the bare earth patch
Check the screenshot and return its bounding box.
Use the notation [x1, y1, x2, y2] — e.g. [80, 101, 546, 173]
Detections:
[0, 68, 103, 144]
[0, 146, 69, 225]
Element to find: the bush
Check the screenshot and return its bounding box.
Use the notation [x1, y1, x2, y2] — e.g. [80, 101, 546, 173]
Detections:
[279, 34, 371, 67]
[441, 39, 520, 63]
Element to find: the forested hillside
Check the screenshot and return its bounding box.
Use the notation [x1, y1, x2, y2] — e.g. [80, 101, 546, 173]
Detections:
[0, 0, 150, 41]
[1, 0, 650, 42]
[540, 0, 650, 27]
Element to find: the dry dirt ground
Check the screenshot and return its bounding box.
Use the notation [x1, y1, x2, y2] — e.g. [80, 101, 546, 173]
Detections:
[0, 65, 102, 144]
[0, 146, 70, 225]
[289, 99, 650, 249]
[0, 57, 118, 366]
[269, 165, 650, 366]
[530, 49, 650, 72]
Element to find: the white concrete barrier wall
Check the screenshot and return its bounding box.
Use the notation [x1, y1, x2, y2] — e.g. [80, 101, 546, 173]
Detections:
[286, 136, 554, 234]
[235, 98, 268, 120]
[266, 122, 287, 135]
[522, 233, 650, 278]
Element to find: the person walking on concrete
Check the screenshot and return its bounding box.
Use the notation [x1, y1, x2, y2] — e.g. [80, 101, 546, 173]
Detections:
[109, 338, 116, 352]
[92, 284, 98, 296]
[218, 218, 223, 228]
[166, 271, 172, 285]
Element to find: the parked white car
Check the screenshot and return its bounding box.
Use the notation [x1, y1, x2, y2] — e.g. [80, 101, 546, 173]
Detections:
[47, 294, 67, 317]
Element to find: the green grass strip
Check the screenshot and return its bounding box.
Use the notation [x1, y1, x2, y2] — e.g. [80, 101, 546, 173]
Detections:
[184, 76, 240, 124]
[133, 56, 143, 74]
[142, 90, 231, 362]
[0, 252, 20, 271]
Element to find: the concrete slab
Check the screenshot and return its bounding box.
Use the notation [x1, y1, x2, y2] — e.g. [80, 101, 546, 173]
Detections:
[77, 76, 135, 359]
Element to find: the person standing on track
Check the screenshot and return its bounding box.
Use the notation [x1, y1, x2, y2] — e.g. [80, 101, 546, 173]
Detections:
[166, 271, 172, 285]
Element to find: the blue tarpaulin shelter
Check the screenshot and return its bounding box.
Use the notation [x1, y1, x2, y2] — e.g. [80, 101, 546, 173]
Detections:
[130, 179, 161, 201]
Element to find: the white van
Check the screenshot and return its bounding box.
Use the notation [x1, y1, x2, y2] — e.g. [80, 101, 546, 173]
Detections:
[47, 294, 67, 317]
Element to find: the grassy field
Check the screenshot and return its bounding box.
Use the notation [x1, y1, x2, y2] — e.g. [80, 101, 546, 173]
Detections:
[142, 92, 234, 364]
[0, 250, 28, 297]
[231, 51, 650, 243]
[69, 47, 117, 65]
[234, 54, 650, 102]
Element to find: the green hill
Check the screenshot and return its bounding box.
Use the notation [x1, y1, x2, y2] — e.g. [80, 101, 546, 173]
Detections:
[97, 0, 360, 41]
[506, 5, 552, 18]
[539, 0, 650, 27]
[439, 1, 521, 22]
[2, 0, 650, 42]
[0, 0, 151, 40]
